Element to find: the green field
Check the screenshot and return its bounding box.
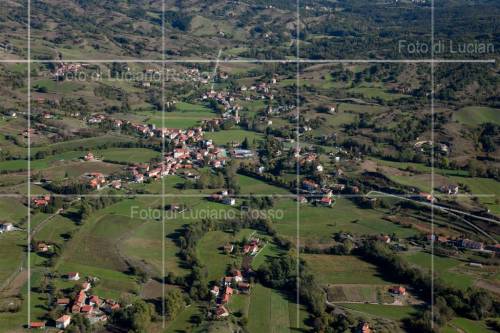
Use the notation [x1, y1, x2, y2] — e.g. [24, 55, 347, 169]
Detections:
[0, 270, 46, 332]
[241, 284, 310, 333]
[205, 129, 264, 146]
[371, 158, 469, 177]
[402, 252, 474, 291]
[273, 198, 419, 244]
[54, 198, 164, 299]
[33, 78, 84, 94]
[338, 103, 388, 114]
[338, 303, 417, 321]
[448, 176, 500, 214]
[0, 232, 25, 287]
[34, 214, 79, 247]
[196, 230, 237, 282]
[31, 135, 136, 155]
[453, 106, 500, 126]
[443, 317, 494, 333]
[0, 198, 27, 224]
[303, 254, 392, 285]
[349, 87, 409, 101]
[0, 147, 158, 171]
[98, 147, 160, 163]
[237, 174, 289, 195]
[143, 106, 216, 129]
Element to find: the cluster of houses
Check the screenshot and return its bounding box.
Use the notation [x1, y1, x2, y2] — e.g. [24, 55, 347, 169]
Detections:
[200, 78, 285, 130]
[414, 140, 449, 155]
[243, 239, 260, 256]
[439, 184, 459, 195]
[29, 273, 120, 330]
[427, 234, 500, 253]
[223, 238, 262, 256]
[210, 269, 251, 319]
[129, 141, 228, 184]
[299, 179, 337, 207]
[81, 113, 256, 188]
[202, 90, 241, 125]
[53, 63, 85, 79]
[210, 190, 236, 206]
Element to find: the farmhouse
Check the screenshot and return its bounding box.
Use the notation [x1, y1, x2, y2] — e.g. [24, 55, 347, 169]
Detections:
[221, 292, 230, 304]
[223, 243, 234, 254]
[111, 180, 122, 189]
[89, 295, 101, 306]
[456, 239, 484, 250]
[57, 298, 70, 307]
[419, 192, 435, 203]
[231, 269, 243, 283]
[243, 240, 259, 255]
[222, 197, 236, 206]
[215, 305, 229, 318]
[82, 282, 91, 292]
[75, 290, 86, 305]
[210, 286, 220, 297]
[389, 286, 406, 296]
[67, 272, 80, 281]
[0, 222, 14, 233]
[377, 235, 391, 244]
[296, 195, 308, 204]
[84, 152, 95, 161]
[319, 197, 333, 207]
[232, 149, 254, 159]
[357, 322, 372, 333]
[55, 315, 71, 329]
[302, 179, 320, 192]
[32, 195, 50, 207]
[81, 305, 93, 314]
[440, 184, 459, 195]
[29, 322, 46, 329]
[36, 242, 49, 253]
[223, 276, 233, 286]
[88, 173, 106, 190]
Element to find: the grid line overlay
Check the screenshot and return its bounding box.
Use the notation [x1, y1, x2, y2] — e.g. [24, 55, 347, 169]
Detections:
[430, 0, 436, 327]
[11, 0, 495, 329]
[161, 0, 167, 328]
[27, 0, 32, 325]
[296, 0, 301, 325]
[0, 59, 496, 64]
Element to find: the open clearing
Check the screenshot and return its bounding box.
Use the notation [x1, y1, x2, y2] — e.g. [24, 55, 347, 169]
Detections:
[302, 254, 393, 285]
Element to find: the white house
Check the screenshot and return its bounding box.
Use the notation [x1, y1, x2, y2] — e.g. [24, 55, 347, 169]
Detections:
[56, 315, 71, 329]
[67, 272, 80, 281]
[222, 197, 236, 206]
[0, 223, 14, 233]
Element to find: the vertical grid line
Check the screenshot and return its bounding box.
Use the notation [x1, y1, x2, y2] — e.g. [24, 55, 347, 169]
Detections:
[27, 0, 32, 326]
[295, 0, 301, 327]
[161, 0, 166, 329]
[430, 0, 436, 329]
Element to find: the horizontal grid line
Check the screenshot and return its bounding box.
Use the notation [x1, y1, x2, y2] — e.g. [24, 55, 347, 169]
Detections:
[0, 193, 495, 198]
[0, 59, 496, 64]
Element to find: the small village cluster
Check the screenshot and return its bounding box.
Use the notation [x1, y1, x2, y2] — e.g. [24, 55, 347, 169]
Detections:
[53, 63, 84, 79]
[29, 272, 120, 330]
[298, 178, 349, 207]
[210, 268, 251, 319]
[52, 112, 255, 190]
[209, 238, 262, 319]
[427, 234, 500, 253]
